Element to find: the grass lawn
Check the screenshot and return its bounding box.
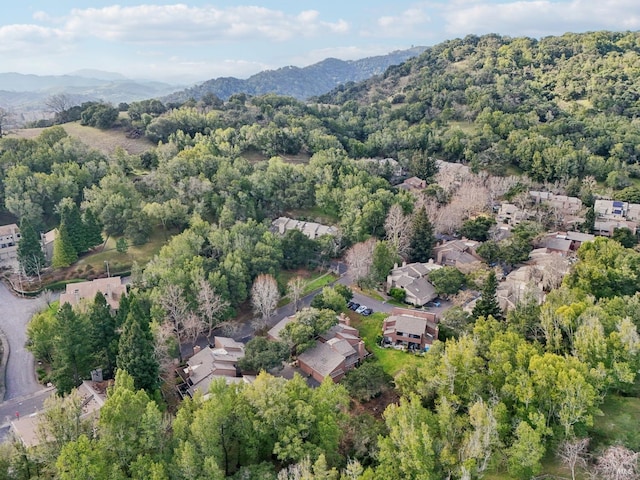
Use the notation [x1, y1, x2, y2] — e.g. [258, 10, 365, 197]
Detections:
[69, 226, 171, 278]
[277, 269, 338, 307]
[285, 206, 340, 225]
[589, 394, 640, 451]
[350, 311, 424, 377]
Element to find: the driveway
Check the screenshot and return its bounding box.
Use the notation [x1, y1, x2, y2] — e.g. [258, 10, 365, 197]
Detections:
[0, 282, 50, 400]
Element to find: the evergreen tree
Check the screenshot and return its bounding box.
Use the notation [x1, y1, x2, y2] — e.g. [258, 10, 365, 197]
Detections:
[17, 219, 45, 277]
[88, 292, 118, 379]
[116, 296, 159, 392]
[409, 151, 439, 182]
[51, 303, 92, 395]
[83, 208, 104, 249]
[472, 270, 503, 320]
[58, 198, 87, 254]
[409, 206, 435, 263]
[52, 222, 78, 268]
[580, 206, 595, 234]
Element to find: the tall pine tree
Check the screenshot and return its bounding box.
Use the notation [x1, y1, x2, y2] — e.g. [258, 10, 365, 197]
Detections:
[58, 198, 87, 254]
[116, 295, 159, 392]
[472, 270, 503, 320]
[52, 303, 92, 395]
[409, 206, 435, 263]
[83, 208, 104, 250]
[52, 222, 78, 268]
[88, 292, 118, 379]
[17, 219, 45, 277]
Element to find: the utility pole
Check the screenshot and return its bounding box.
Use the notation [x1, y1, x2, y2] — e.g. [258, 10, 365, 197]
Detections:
[104, 260, 110, 278]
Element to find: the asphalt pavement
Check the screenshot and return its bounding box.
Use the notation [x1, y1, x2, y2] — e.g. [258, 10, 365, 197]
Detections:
[0, 282, 51, 400]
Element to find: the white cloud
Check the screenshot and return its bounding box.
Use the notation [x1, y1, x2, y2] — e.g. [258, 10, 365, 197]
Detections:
[443, 0, 640, 37]
[58, 4, 349, 44]
[0, 24, 72, 55]
[364, 5, 431, 38]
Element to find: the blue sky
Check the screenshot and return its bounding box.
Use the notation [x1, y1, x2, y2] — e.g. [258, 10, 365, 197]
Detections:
[2, 1, 640, 84]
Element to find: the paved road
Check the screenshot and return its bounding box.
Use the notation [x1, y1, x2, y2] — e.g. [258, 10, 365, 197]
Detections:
[0, 282, 49, 400]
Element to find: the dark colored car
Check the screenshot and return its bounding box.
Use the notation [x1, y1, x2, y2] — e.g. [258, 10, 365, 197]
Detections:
[349, 302, 360, 311]
[361, 308, 373, 316]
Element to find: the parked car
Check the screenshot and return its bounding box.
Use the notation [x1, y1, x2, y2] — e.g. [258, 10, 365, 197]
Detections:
[349, 302, 360, 311]
[361, 308, 373, 316]
[347, 301, 356, 309]
[355, 305, 368, 314]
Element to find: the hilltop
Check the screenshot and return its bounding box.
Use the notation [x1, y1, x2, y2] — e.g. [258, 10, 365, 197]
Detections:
[162, 46, 427, 102]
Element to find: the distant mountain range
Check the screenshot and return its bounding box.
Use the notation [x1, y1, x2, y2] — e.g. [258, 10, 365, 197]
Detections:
[0, 72, 183, 123]
[0, 47, 427, 124]
[162, 46, 427, 102]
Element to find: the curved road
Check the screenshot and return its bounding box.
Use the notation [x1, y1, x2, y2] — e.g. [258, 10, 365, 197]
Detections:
[0, 282, 49, 400]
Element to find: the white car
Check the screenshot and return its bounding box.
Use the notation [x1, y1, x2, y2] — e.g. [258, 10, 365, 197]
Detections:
[355, 305, 368, 314]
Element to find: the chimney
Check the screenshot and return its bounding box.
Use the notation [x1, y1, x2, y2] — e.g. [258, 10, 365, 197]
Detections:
[357, 341, 366, 359]
[342, 313, 350, 326]
[74, 289, 80, 304]
[402, 261, 407, 267]
[193, 345, 201, 355]
[393, 262, 398, 269]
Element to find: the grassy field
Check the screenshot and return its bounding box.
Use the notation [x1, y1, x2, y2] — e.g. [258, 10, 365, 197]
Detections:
[285, 206, 340, 225]
[9, 122, 154, 156]
[590, 394, 640, 451]
[57, 225, 171, 282]
[277, 269, 338, 306]
[350, 311, 424, 376]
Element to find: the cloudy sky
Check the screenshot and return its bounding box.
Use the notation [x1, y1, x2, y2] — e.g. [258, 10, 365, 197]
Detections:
[2, 0, 640, 84]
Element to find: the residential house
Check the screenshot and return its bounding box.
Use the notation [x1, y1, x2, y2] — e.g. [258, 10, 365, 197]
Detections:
[272, 217, 338, 240]
[496, 203, 527, 226]
[432, 239, 483, 272]
[529, 191, 583, 214]
[593, 199, 639, 236]
[529, 191, 585, 228]
[11, 381, 107, 448]
[397, 176, 427, 192]
[535, 231, 594, 256]
[59, 276, 128, 311]
[41, 229, 57, 262]
[386, 260, 441, 307]
[267, 314, 294, 341]
[177, 337, 247, 398]
[382, 308, 439, 351]
[0, 223, 20, 269]
[297, 315, 367, 383]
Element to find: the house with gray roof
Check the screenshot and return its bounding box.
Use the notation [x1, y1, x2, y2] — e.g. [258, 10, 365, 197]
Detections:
[272, 217, 338, 240]
[382, 308, 439, 351]
[297, 315, 366, 383]
[177, 337, 247, 398]
[386, 260, 441, 307]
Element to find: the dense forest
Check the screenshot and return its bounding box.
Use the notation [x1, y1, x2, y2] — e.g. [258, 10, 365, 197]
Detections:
[1, 30, 640, 479]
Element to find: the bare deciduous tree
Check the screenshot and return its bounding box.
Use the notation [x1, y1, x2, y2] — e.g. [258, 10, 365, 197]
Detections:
[196, 275, 230, 338]
[152, 321, 178, 380]
[287, 276, 307, 312]
[594, 445, 639, 480]
[45, 93, 73, 116]
[344, 238, 376, 286]
[251, 274, 280, 329]
[182, 312, 204, 346]
[159, 284, 189, 360]
[558, 437, 590, 480]
[384, 203, 411, 258]
[0, 107, 12, 137]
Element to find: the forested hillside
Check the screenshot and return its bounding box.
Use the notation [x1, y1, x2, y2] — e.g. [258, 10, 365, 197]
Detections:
[161, 46, 426, 102]
[318, 31, 640, 186]
[1, 30, 640, 479]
